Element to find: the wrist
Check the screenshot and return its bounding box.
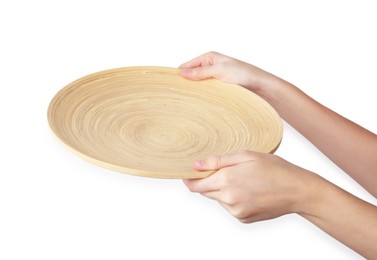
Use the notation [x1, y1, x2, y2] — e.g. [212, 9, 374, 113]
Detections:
[288, 169, 331, 217]
[295, 172, 336, 220]
[253, 75, 291, 101]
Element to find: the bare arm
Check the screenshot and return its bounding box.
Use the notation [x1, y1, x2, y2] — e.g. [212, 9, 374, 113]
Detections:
[256, 79, 377, 197]
[180, 51, 377, 258]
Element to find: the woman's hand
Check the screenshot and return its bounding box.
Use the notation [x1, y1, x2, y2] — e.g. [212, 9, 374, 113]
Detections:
[184, 151, 377, 258]
[183, 150, 322, 223]
[179, 51, 281, 93]
[181, 51, 377, 197]
[181, 52, 377, 258]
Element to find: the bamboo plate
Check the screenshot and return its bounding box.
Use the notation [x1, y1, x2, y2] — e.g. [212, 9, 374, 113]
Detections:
[48, 67, 283, 179]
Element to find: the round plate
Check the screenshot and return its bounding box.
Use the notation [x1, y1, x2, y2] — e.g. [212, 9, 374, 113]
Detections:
[48, 67, 283, 179]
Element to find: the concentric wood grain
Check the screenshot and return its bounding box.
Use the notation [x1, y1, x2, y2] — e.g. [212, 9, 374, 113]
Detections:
[48, 67, 283, 179]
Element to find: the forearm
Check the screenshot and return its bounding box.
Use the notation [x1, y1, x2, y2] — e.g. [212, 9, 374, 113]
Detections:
[254, 78, 377, 197]
[298, 176, 377, 259]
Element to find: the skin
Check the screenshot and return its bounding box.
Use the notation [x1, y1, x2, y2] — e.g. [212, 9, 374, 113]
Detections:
[179, 52, 377, 258]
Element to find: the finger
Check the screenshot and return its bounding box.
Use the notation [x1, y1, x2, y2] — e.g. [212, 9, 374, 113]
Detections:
[178, 51, 217, 69]
[218, 202, 252, 223]
[192, 150, 257, 171]
[180, 65, 217, 80]
[183, 171, 222, 193]
[218, 201, 233, 213]
[179, 56, 205, 69]
[200, 191, 221, 201]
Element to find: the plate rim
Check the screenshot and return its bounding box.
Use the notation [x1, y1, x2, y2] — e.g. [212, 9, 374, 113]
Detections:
[47, 66, 283, 179]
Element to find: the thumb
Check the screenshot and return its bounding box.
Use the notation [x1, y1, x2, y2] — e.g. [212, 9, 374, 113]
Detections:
[180, 65, 217, 80]
[192, 151, 256, 171]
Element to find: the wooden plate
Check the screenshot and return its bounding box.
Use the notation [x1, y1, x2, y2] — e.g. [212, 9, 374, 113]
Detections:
[48, 67, 283, 179]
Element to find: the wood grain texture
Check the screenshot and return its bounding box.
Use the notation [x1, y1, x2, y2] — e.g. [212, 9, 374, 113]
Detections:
[47, 67, 283, 179]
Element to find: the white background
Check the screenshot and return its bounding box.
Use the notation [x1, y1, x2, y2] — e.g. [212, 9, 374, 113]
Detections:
[1, 0, 376, 259]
